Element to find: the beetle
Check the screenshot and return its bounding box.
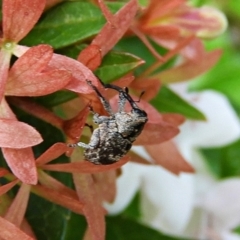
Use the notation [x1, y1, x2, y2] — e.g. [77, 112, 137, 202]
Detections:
[68, 80, 148, 165]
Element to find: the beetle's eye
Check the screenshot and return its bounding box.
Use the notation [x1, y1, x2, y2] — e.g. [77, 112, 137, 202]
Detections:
[132, 108, 147, 117]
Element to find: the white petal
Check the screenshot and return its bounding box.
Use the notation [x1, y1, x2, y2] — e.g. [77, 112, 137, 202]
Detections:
[201, 178, 240, 231]
[175, 90, 240, 148]
[104, 162, 146, 214]
[140, 165, 194, 234]
[220, 231, 240, 240]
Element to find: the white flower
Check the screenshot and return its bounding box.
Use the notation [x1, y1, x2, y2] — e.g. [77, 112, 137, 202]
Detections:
[105, 88, 240, 239]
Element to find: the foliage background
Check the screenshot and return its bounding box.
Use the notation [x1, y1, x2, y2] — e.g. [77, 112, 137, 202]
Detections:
[1, 0, 240, 239]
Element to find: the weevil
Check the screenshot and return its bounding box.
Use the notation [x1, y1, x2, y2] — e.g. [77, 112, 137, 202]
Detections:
[68, 80, 148, 165]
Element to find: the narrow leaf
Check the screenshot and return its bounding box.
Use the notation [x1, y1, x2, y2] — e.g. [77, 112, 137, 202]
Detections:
[91, 0, 138, 56]
[38, 170, 78, 199]
[36, 143, 68, 166]
[41, 156, 129, 173]
[0, 50, 11, 102]
[73, 173, 105, 240]
[4, 184, 31, 227]
[32, 185, 84, 215]
[0, 179, 19, 196]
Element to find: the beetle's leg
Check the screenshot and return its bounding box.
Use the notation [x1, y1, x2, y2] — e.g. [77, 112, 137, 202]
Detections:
[87, 80, 114, 116]
[68, 128, 100, 149]
[85, 123, 94, 133]
[88, 104, 111, 124]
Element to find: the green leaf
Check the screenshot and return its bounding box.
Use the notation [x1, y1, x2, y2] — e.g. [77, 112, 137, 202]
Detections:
[201, 139, 240, 179]
[20, 2, 123, 49]
[151, 86, 206, 120]
[95, 51, 144, 82]
[58, 43, 144, 82]
[116, 36, 172, 76]
[106, 216, 194, 240]
[34, 90, 78, 108]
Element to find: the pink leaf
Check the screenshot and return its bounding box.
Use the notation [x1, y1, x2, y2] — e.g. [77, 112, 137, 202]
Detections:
[91, 0, 138, 56]
[0, 216, 34, 240]
[6, 45, 71, 96]
[0, 97, 17, 119]
[0, 119, 42, 148]
[145, 141, 195, 174]
[4, 184, 31, 227]
[49, 53, 99, 94]
[3, 0, 45, 42]
[36, 143, 68, 166]
[73, 173, 105, 240]
[10, 45, 54, 73]
[2, 148, 37, 185]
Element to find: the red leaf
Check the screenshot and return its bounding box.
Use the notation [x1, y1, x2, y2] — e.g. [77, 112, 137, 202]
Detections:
[4, 184, 31, 227]
[0, 216, 33, 240]
[73, 173, 105, 240]
[161, 113, 185, 127]
[130, 78, 161, 101]
[145, 141, 195, 174]
[36, 143, 68, 166]
[63, 105, 90, 142]
[6, 45, 71, 96]
[41, 156, 129, 173]
[134, 122, 179, 145]
[32, 184, 84, 215]
[97, 0, 116, 27]
[3, 0, 45, 42]
[2, 148, 37, 185]
[128, 151, 151, 165]
[91, 0, 138, 56]
[78, 45, 102, 71]
[0, 168, 10, 177]
[0, 119, 42, 148]
[0, 179, 19, 196]
[93, 171, 117, 203]
[154, 39, 222, 83]
[49, 53, 99, 94]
